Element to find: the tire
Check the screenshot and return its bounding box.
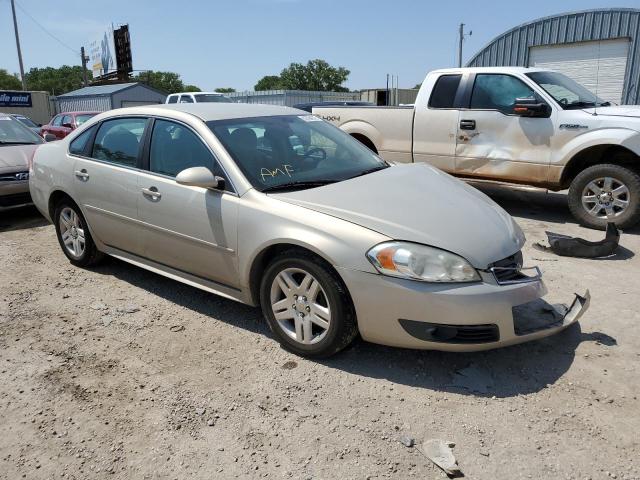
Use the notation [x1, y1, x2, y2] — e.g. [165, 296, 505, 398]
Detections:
[54, 200, 103, 267]
[568, 163, 640, 230]
[259, 250, 358, 358]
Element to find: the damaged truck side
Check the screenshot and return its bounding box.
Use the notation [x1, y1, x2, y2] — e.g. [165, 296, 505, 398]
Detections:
[314, 67, 640, 230]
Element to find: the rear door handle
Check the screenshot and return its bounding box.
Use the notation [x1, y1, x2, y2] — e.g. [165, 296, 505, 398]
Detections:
[74, 169, 89, 179]
[460, 119, 476, 130]
[141, 187, 162, 199]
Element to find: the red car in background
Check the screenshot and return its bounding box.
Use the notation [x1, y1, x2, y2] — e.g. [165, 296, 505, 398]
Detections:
[41, 111, 100, 139]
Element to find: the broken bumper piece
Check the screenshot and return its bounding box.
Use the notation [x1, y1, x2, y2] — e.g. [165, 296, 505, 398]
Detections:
[513, 290, 590, 336]
[337, 265, 590, 352]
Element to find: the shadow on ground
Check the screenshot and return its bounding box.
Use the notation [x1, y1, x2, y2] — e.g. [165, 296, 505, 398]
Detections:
[93, 256, 616, 399]
[0, 206, 48, 232]
[473, 182, 640, 236]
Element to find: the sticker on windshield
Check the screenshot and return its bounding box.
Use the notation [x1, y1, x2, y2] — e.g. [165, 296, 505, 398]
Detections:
[298, 115, 322, 122]
[261, 164, 294, 181]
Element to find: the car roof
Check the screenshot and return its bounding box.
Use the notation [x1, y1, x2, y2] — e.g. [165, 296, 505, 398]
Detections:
[57, 111, 101, 116]
[168, 92, 226, 96]
[104, 103, 305, 122]
[430, 66, 552, 75]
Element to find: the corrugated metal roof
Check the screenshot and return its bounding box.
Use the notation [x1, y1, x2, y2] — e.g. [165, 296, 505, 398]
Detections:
[58, 83, 139, 98]
[466, 8, 640, 104]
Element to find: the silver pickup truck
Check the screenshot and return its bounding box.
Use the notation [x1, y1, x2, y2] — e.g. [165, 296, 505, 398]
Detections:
[314, 67, 640, 229]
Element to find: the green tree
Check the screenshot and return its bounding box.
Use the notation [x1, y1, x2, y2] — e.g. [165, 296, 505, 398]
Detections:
[134, 71, 187, 94]
[24, 65, 88, 95]
[254, 75, 284, 91]
[183, 84, 202, 92]
[0, 69, 22, 90]
[215, 87, 235, 93]
[279, 59, 350, 92]
[413, 83, 422, 90]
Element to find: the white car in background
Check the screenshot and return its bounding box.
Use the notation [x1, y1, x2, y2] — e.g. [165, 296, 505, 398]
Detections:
[165, 92, 232, 104]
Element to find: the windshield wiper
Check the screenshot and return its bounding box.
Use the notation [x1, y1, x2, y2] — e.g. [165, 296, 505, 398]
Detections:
[0, 140, 37, 145]
[347, 164, 389, 180]
[262, 180, 338, 193]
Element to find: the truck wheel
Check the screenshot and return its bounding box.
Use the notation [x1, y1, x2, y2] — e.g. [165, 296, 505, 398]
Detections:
[568, 164, 640, 229]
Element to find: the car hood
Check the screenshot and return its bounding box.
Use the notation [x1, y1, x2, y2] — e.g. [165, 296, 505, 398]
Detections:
[0, 144, 38, 170]
[270, 163, 525, 268]
[582, 105, 640, 118]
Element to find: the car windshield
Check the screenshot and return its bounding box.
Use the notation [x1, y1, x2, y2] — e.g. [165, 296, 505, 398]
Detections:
[76, 113, 97, 126]
[207, 115, 388, 192]
[526, 71, 611, 109]
[194, 94, 232, 103]
[0, 117, 42, 145]
[14, 116, 38, 128]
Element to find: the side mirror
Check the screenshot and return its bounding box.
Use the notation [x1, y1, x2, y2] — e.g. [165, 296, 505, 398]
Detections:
[513, 98, 551, 118]
[62, 122, 74, 129]
[175, 166, 224, 189]
[43, 133, 57, 142]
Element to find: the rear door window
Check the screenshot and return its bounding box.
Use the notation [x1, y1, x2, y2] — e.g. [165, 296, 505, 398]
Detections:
[179, 95, 194, 103]
[167, 95, 178, 104]
[428, 74, 462, 108]
[69, 125, 97, 156]
[91, 118, 147, 167]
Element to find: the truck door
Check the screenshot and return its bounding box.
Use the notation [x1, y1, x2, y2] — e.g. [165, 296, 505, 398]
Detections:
[455, 73, 553, 184]
[412, 73, 462, 173]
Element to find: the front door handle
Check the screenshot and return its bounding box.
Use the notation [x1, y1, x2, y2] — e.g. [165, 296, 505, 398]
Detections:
[141, 187, 162, 199]
[74, 169, 89, 180]
[460, 119, 476, 130]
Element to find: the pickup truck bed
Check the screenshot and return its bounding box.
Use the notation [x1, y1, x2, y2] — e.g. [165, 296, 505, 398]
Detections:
[314, 106, 415, 163]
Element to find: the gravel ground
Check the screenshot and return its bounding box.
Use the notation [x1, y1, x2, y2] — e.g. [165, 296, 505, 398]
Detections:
[1, 185, 639, 480]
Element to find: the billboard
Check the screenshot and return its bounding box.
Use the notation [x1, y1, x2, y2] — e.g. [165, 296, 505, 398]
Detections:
[89, 26, 117, 79]
[0, 91, 32, 107]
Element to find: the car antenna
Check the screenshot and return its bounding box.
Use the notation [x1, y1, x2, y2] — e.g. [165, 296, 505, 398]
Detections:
[593, 39, 601, 116]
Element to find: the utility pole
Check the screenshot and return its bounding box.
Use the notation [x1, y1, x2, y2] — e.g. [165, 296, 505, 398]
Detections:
[10, 0, 27, 90]
[458, 23, 472, 68]
[80, 47, 90, 86]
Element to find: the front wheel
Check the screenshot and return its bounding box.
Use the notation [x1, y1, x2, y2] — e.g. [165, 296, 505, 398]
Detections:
[259, 251, 358, 358]
[568, 164, 640, 230]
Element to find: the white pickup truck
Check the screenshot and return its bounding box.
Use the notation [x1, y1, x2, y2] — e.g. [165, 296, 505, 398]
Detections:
[313, 67, 640, 229]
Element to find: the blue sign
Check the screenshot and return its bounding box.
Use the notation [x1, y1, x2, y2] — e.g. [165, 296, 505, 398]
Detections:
[0, 91, 32, 108]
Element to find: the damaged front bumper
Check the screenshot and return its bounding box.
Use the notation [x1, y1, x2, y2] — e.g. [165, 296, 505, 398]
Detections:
[336, 264, 590, 352]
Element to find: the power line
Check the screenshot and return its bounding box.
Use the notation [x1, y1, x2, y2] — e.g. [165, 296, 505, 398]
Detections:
[14, 0, 79, 56]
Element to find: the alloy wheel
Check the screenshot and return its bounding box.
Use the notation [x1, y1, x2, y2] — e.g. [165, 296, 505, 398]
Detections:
[269, 267, 331, 345]
[581, 176, 630, 219]
[59, 207, 85, 258]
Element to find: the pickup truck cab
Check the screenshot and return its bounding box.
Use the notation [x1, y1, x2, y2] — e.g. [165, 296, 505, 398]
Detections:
[314, 67, 640, 229]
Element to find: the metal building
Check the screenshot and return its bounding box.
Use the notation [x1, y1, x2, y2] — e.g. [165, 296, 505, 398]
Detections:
[467, 8, 640, 105]
[54, 83, 166, 113]
[227, 90, 359, 107]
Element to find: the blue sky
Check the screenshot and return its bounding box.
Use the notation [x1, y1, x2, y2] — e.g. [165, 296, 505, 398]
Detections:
[1, 0, 637, 91]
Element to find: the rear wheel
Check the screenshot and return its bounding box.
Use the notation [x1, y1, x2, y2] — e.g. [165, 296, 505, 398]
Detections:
[259, 251, 358, 358]
[568, 164, 640, 229]
[54, 200, 103, 267]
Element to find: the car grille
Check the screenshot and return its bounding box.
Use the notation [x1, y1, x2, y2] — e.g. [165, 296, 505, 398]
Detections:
[398, 319, 499, 344]
[489, 251, 524, 283]
[0, 171, 29, 182]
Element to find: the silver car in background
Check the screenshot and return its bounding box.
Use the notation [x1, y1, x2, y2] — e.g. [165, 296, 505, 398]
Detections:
[29, 104, 589, 357]
[0, 113, 45, 211]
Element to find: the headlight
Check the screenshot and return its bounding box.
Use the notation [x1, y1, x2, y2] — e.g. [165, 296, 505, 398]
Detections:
[366, 242, 480, 283]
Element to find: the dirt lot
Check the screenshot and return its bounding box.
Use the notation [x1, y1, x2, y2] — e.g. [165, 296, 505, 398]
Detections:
[1, 185, 639, 480]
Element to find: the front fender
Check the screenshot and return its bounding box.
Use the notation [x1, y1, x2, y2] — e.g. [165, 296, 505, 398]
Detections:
[555, 127, 640, 165]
